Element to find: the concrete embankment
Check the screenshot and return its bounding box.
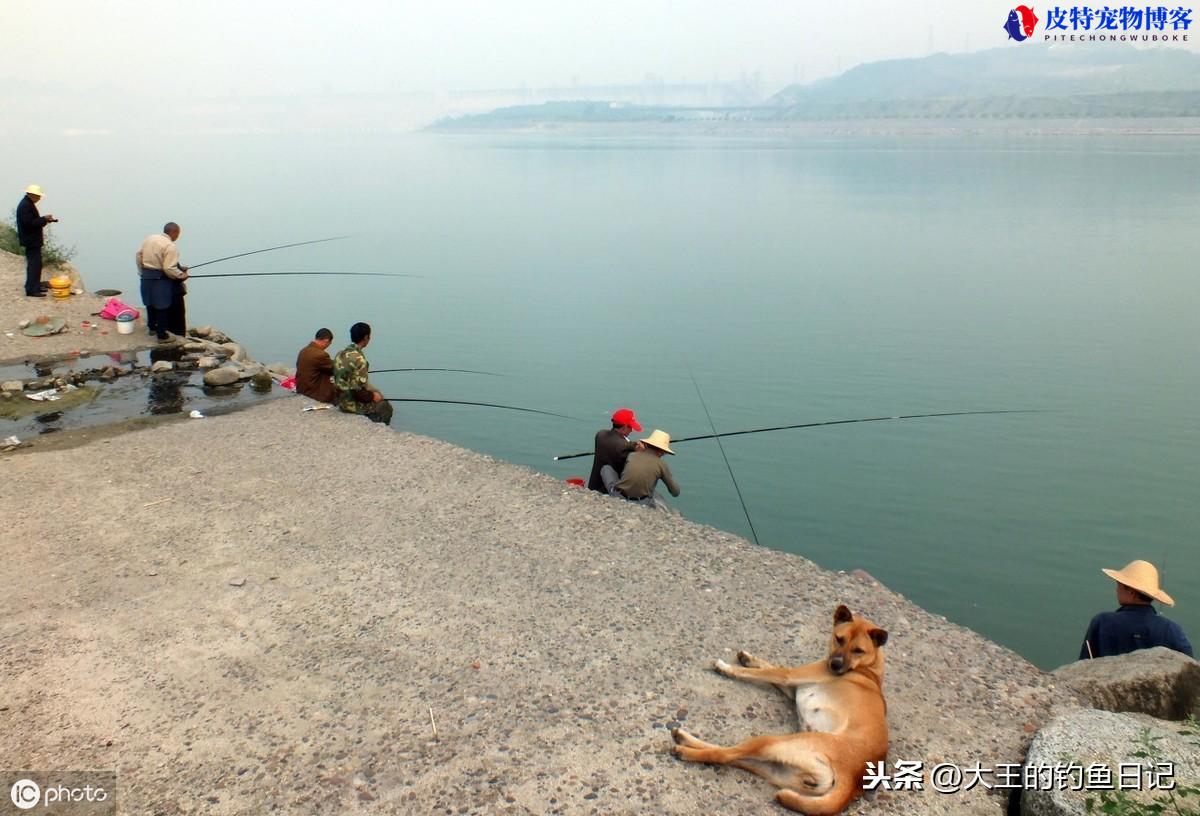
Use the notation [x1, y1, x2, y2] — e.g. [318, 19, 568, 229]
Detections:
[0, 398, 1064, 814]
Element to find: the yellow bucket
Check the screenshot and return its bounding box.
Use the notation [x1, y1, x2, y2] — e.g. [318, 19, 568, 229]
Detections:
[48, 276, 71, 299]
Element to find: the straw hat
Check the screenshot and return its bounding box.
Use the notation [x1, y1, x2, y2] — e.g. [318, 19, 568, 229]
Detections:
[1102, 560, 1175, 606]
[25, 184, 43, 197]
[640, 429, 675, 455]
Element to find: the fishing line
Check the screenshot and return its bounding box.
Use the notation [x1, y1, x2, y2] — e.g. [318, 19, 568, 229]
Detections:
[384, 397, 583, 422]
[188, 236, 351, 269]
[374, 368, 502, 377]
[552, 409, 1044, 461]
[689, 369, 761, 547]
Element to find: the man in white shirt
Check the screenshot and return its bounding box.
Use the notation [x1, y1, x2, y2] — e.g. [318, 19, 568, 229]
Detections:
[136, 222, 188, 341]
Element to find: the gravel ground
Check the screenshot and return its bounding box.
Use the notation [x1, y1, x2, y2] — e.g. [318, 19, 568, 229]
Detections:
[0, 398, 1070, 815]
[1, 249, 152, 365]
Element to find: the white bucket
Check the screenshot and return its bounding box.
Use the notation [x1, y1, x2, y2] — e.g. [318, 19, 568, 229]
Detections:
[116, 313, 136, 335]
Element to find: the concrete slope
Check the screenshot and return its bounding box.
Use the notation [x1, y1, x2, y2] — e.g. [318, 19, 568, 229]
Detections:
[0, 398, 1061, 814]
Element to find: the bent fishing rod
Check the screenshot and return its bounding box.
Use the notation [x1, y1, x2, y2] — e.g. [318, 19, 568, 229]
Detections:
[690, 368, 761, 546]
[552, 409, 1045, 461]
[374, 368, 502, 377]
[187, 270, 418, 279]
[384, 397, 583, 422]
[188, 236, 351, 270]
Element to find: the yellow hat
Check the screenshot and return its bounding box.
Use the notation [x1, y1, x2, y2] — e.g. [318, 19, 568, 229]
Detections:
[1102, 560, 1175, 606]
[25, 184, 43, 196]
[641, 429, 675, 455]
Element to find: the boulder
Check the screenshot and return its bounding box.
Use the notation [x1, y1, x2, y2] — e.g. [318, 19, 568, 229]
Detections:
[1, 381, 22, 393]
[208, 330, 230, 345]
[1021, 708, 1200, 816]
[196, 356, 219, 369]
[1052, 648, 1200, 721]
[220, 342, 247, 362]
[150, 361, 174, 373]
[203, 366, 241, 387]
[182, 342, 208, 353]
[250, 372, 274, 392]
[236, 363, 266, 380]
[190, 325, 213, 338]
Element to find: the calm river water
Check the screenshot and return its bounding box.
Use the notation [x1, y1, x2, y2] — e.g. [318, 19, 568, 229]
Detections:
[23, 127, 1200, 670]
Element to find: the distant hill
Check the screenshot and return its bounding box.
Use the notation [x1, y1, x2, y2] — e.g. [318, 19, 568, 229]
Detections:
[432, 46, 1200, 129]
[768, 44, 1200, 106]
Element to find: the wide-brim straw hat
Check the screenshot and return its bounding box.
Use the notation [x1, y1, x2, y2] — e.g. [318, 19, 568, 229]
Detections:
[25, 184, 43, 196]
[641, 429, 675, 455]
[1102, 560, 1174, 606]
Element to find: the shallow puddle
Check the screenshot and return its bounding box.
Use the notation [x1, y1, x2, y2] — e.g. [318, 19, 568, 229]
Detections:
[0, 349, 281, 441]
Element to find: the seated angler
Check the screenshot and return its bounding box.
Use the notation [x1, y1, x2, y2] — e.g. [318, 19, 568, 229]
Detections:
[333, 322, 394, 425]
[613, 429, 681, 508]
[1080, 559, 1192, 660]
[296, 328, 336, 403]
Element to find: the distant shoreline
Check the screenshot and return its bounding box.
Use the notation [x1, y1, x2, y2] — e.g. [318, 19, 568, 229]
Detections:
[430, 117, 1200, 139]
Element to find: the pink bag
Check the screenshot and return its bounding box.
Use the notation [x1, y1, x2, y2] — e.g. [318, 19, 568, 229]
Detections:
[279, 376, 297, 392]
[99, 297, 140, 321]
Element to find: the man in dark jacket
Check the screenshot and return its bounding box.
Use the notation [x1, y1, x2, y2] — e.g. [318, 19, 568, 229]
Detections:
[16, 185, 58, 297]
[1079, 559, 1192, 660]
[587, 407, 644, 494]
[296, 328, 336, 403]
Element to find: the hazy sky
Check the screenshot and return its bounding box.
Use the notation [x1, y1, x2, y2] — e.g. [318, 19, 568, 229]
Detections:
[1, 0, 1123, 98]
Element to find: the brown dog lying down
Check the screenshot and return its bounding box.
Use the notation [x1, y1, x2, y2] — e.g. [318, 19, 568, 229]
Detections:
[672, 605, 889, 815]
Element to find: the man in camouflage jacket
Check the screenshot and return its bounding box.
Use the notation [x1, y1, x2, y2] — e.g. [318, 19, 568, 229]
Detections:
[333, 321, 394, 425]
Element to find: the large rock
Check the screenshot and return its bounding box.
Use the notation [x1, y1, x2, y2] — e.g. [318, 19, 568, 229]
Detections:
[1052, 648, 1200, 721]
[1, 381, 23, 393]
[196, 356, 219, 369]
[202, 366, 241, 387]
[150, 361, 174, 373]
[1021, 708, 1200, 816]
[219, 342, 247, 362]
[236, 363, 266, 381]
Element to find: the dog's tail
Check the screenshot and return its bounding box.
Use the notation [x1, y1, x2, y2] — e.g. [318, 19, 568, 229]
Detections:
[775, 774, 859, 816]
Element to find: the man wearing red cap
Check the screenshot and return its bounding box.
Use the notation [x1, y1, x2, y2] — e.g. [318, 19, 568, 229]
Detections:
[588, 407, 644, 494]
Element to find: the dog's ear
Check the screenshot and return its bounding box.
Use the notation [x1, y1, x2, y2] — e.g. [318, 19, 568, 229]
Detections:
[833, 605, 853, 624]
[868, 628, 889, 647]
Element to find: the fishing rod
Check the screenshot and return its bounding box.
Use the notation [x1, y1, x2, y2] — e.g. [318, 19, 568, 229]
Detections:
[374, 368, 502, 377]
[552, 409, 1044, 461]
[187, 270, 417, 279]
[188, 236, 351, 270]
[384, 397, 583, 422]
[689, 369, 760, 546]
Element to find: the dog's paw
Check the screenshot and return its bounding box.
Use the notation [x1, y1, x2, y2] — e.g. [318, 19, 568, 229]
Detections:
[713, 658, 734, 676]
[672, 728, 700, 749]
[737, 650, 759, 667]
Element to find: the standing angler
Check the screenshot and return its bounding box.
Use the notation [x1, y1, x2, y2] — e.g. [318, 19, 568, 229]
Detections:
[136, 222, 189, 341]
[16, 184, 59, 298]
[333, 322, 394, 425]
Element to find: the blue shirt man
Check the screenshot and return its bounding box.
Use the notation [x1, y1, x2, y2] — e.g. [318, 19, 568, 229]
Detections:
[1080, 560, 1193, 660]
